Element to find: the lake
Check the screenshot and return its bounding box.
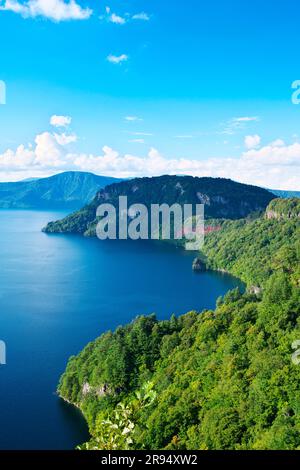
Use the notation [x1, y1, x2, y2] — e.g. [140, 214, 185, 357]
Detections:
[0, 210, 243, 449]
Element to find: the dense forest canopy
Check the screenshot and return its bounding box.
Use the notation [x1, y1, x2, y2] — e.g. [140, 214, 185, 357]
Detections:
[43, 175, 275, 234]
[58, 198, 300, 450]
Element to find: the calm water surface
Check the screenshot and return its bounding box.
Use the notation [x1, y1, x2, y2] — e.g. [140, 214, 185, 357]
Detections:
[0, 210, 243, 449]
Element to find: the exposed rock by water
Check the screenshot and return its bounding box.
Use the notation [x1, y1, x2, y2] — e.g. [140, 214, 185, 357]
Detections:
[192, 257, 206, 272]
[82, 382, 111, 398]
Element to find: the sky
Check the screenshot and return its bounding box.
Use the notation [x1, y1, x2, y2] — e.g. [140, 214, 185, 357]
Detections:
[0, 0, 300, 189]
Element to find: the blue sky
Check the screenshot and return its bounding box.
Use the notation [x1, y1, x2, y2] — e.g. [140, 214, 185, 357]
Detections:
[0, 0, 299, 189]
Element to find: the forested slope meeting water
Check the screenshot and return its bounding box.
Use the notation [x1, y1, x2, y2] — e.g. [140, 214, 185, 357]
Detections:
[58, 199, 300, 450]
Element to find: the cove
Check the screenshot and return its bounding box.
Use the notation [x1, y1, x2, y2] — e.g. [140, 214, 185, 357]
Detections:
[0, 210, 243, 449]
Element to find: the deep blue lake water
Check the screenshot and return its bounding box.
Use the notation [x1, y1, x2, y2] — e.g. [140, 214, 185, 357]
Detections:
[0, 210, 243, 449]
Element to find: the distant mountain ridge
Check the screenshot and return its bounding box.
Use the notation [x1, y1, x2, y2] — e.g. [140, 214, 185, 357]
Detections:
[43, 175, 275, 235]
[0, 172, 122, 210]
[269, 189, 300, 199]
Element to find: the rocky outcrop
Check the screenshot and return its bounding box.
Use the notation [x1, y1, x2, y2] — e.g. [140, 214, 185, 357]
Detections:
[82, 382, 92, 396]
[265, 198, 300, 220]
[248, 286, 263, 295]
[266, 210, 300, 220]
[192, 257, 206, 272]
[197, 192, 211, 205]
[82, 382, 112, 398]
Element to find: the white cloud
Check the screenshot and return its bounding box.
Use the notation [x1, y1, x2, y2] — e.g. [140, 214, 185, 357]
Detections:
[0, 124, 78, 177]
[128, 132, 152, 136]
[107, 54, 128, 64]
[54, 132, 77, 145]
[0, 121, 299, 190]
[100, 9, 126, 24]
[101, 7, 150, 24]
[129, 139, 145, 144]
[243, 142, 300, 166]
[132, 12, 150, 21]
[50, 115, 72, 127]
[0, 0, 92, 22]
[234, 116, 259, 122]
[124, 116, 142, 122]
[270, 139, 285, 147]
[221, 116, 260, 135]
[244, 134, 261, 149]
[109, 12, 125, 24]
[34, 131, 64, 166]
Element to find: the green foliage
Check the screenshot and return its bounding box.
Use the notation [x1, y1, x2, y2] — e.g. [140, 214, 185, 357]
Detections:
[77, 382, 157, 450]
[59, 200, 300, 450]
[44, 175, 274, 234]
[267, 198, 300, 219]
[202, 204, 300, 287]
[78, 402, 136, 451]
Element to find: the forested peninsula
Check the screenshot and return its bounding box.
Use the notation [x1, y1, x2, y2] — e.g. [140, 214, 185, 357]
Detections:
[58, 198, 300, 450]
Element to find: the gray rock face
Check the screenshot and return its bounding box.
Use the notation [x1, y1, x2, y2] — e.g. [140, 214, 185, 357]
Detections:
[192, 257, 206, 272]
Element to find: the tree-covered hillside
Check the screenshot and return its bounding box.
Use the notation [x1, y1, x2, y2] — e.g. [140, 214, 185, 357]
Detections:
[58, 199, 300, 450]
[43, 175, 274, 234]
[202, 198, 300, 287]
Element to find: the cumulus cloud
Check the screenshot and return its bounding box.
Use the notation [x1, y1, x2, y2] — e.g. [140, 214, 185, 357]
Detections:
[0, 121, 299, 189]
[34, 131, 64, 166]
[50, 115, 72, 127]
[0, 0, 93, 22]
[0, 125, 78, 178]
[243, 142, 300, 166]
[244, 134, 261, 149]
[54, 132, 77, 145]
[270, 139, 285, 147]
[107, 54, 128, 64]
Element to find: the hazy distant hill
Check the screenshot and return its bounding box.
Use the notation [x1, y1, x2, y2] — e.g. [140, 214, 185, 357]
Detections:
[0, 172, 122, 210]
[43, 175, 275, 234]
[270, 189, 300, 199]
